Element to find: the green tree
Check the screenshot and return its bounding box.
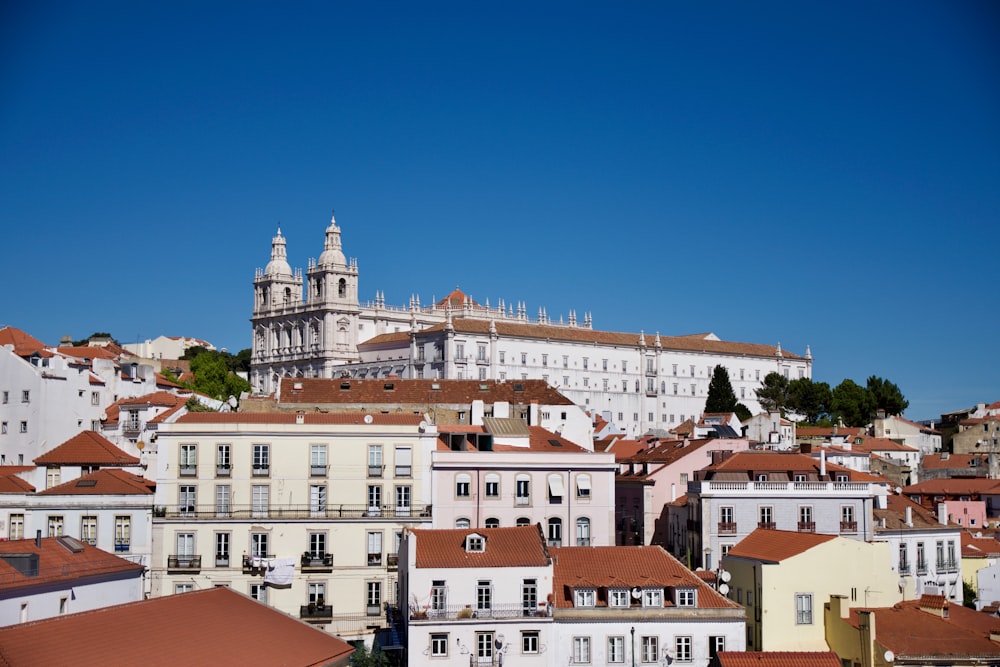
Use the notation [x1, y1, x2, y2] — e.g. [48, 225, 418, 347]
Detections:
[350, 639, 390, 667]
[866, 375, 909, 417]
[185, 350, 251, 401]
[787, 378, 832, 424]
[734, 403, 752, 422]
[705, 365, 738, 414]
[756, 372, 790, 414]
[831, 379, 875, 426]
[234, 348, 252, 374]
[964, 579, 978, 609]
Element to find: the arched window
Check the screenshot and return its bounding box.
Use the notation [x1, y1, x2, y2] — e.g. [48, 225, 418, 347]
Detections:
[576, 517, 591, 546]
[516, 517, 531, 527]
[547, 518, 562, 547]
[284, 287, 291, 303]
[484, 517, 500, 528]
[455, 518, 470, 529]
[338, 278, 346, 298]
[575, 474, 592, 499]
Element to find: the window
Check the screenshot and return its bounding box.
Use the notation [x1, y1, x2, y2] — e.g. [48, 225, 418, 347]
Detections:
[456, 473, 471, 497]
[21, 390, 30, 403]
[522, 631, 539, 654]
[175, 583, 194, 594]
[798, 505, 814, 531]
[485, 473, 500, 498]
[917, 542, 927, 573]
[114, 515, 130, 551]
[484, 517, 500, 528]
[758, 505, 774, 528]
[368, 444, 383, 476]
[609, 589, 628, 607]
[574, 589, 596, 607]
[604, 636, 625, 663]
[252, 444, 269, 475]
[367, 485, 382, 513]
[251, 532, 269, 558]
[477, 580, 492, 612]
[179, 484, 196, 514]
[583, 357, 589, 369]
[180, 444, 197, 476]
[576, 517, 591, 546]
[455, 343, 464, 360]
[676, 589, 696, 606]
[642, 588, 663, 607]
[395, 485, 411, 516]
[547, 473, 564, 502]
[216, 444, 231, 475]
[251, 485, 269, 518]
[522, 578, 537, 614]
[250, 582, 267, 603]
[1, 391, 6, 404]
[709, 636, 726, 660]
[310, 444, 327, 475]
[90, 391, 100, 406]
[395, 446, 412, 477]
[367, 531, 383, 565]
[795, 593, 813, 624]
[675, 636, 692, 662]
[431, 580, 447, 611]
[1, 422, 6, 434]
[215, 484, 231, 517]
[9, 514, 24, 540]
[477, 632, 495, 661]
[478, 344, 488, 362]
[176, 532, 195, 562]
[499, 351, 505, 364]
[521, 352, 527, 365]
[309, 531, 327, 558]
[576, 474, 591, 498]
[45, 467, 61, 489]
[516, 516, 531, 527]
[308, 582, 326, 606]
[20, 421, 27, 433]
[641, 636, 658, 663]
[573, 636, 591, 663]
[516, 475, 530, 505]
[431, 634, 448, 657]
[841, 505, 856, 532]
[455, 517, 471, 529]
[367, 581, 382, 614]
[80, 516, 97, 545]
[310, 484, 327, 515]
[467, 535, 484, 551]
[547, 518, 562, 547]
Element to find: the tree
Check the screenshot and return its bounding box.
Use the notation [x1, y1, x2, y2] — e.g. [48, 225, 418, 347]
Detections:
[831, 379, 875, 426]
[705, 365, 738, 414]
[350, 639, 390, 667]
[734, 403, 752, 422]
[756, 372, 790, 414]
[787, 378, 832, 424]
[183, 349, 251, 402]
[866, 375, 909, 417]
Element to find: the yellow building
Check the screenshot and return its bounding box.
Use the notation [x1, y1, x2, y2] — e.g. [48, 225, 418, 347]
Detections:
[721, 528, 900, 651]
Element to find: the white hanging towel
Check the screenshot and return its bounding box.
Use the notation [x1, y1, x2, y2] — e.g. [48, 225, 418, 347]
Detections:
[264, 557, 296, 585]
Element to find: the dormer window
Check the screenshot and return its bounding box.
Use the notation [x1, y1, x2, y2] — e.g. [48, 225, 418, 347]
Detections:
[675, 588, 697, 607]
[642, 588, 663, 607]
[465, 534, 485, 552]
[755, 474, 767, 482]
[574, 589, 596, 607]
[608, 589, 629, 607]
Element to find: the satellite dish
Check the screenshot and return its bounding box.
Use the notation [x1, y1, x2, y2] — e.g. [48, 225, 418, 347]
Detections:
[719, 570, 732, 583]
[719, 583, 730, 595]
[884, 650, 894, 663]
[364, 414, 373, 424]
[136, 441, 145, 452]
[630, 587, 642, 600]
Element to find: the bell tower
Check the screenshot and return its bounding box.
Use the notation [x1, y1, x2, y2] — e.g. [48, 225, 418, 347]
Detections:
[305, 212, 361, 365]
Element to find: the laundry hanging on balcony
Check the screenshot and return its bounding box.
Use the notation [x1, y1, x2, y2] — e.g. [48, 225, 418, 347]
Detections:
[264, 558, 296, 586]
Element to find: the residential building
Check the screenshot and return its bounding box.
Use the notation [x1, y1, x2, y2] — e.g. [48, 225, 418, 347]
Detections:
[919, 452, 993, 481]
[962, 531, 1000, 611]
[954, 415, 1000, 456]
[721, 529, 900, 651]
[123, 335, 216, 360]
[0, 535, 144, 626]
[873, 494, 964, 604]
[825, 593, 1000, 666]
[903, 478, 1000, 520]
[401, 525, 554, 667]
[0, 586, 354, 666]
[151, 410, 438, 640]
[681, 451, 889, 569]
[431, 421, 616, 546]
[248, 216, 812, 436]
[872, 414, 942, 456]
[615, 436, 752, 547]
[742, 412, 795, 450]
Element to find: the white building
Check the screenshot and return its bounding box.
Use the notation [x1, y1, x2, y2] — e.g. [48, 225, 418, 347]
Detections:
[872, 415, 942, 456]
[123, 335, 216, 360]
[742, 412, 796, 449]
[248, 216, 812, 437]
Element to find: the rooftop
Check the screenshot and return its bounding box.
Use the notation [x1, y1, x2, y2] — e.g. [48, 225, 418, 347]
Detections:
[725, 528, 837, 563]
[276, 377, 575, 406]
[0, 537, 144, 593]
[33, 431, 139, 467]
[714, 652, 842, 667]
[38, 468, 155, 496]
[175, 412, 424, 426]
[411, 525, 550, 569]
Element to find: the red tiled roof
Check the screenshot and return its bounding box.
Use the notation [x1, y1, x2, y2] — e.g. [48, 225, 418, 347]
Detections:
[550, 545, 739, 609]
[700, 451, 878, 482]
[0, 465, 35, 475]
[715, 652, 842, 667]
[119, 391, 185, 407]
[846, 435, 918, 453]
[435, 288, 480, 308]
[796, 426, 866, 439]
[38, 468, 154, 496]
[53, 345, 120, 360]
[847, 597, 1000, 659]
[0, 586, 354, 666]
[33, 431, 139, 466]
[962, 531, 1000, 558]
[0, 537, 143, 593]
[0, 474, 35, 494]
[435, 426, 589, 453]
[874, 494, 951, 531]
[176, 412, 424, 426]
[725, 528, 837, 563]
[921, 453, 985, 470]
[903, 478, 1000, 496]
[155, 372, 183, 388]
[412, 526, 550, 569]
[277, 377, 575, 406]
[0, 326, 47, 356]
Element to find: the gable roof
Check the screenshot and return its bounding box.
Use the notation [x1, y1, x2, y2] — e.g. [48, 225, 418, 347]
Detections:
[119, 391, 186, 408]
[903, 478, 1000, 496]
[725, 528, 837, 563]
[874, 494, 952, 531]
[0, 537, 144, 593]
[176, 412, 423, 426]
[962, 531, 1000, 558]
[550, 545, 739, 609]
[0, 586, 354, 667]
[698, 451, 880, 482]
[38, 468, 155, 496]
[714, 652, 842, 667]
[411, 526, 550, 569]
[0, 474, 35, 494]
[33, 431, 139, 466]
[0, 326, 47, 356]
[276, 377, 575, 407]
[921, 453, 986, 470]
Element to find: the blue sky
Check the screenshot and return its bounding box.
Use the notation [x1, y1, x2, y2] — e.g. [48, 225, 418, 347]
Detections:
[1, 2, 997, 421]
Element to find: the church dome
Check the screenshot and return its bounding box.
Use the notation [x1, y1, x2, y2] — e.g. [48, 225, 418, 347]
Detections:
[318, 213, 347, 267]
[264, 228, 293, 277]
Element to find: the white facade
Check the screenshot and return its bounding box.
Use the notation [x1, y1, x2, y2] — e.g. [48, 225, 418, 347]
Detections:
[123, 335, 215, 360]
[249, 215, 812, 438]
[742, 412, 795, 449]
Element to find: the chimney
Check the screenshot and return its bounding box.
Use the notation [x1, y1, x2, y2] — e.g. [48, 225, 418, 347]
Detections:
[905, 506, 913, 527]
[801, 443, 812, 455]
[35, 529, 42, 548]
[820, 450, 827, 477]
[938, 502, 948, 525]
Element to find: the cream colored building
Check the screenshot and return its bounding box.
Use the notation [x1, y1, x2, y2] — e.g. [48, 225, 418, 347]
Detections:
[150, 411, 438, 640]
[721, 529, 900, 652]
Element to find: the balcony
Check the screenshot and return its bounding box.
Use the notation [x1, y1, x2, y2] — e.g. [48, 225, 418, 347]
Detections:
[252, 465, 270, 477]
[154, 503, 432, 521]
[515, 496, 530, 506]
[387, 553, 398, 571]
[301, 553, 333, 572]
[300, 603, 333, 623]
[757, 521, 776, 530]
[916, 562, 928, 575]
[899, 562, 911, 575]
[310, 465, 328, 477]
[243, 554, 276, 574]
[114, 540, 130, 553]
[718, 522, 737, 535]
[936, 559, 959, 573]
[215, 553, 230, 567]
[216, 464, 231, 477]
[797, 521, 816, 533]
[840, 520, 858, 534]
[167, 555, 201, 573]
[179, 465, 197, 477]
[367, 604, 382, 616]
[410, 602, 550, 622]
[368, 553, 382, 567]
[368, 465, 384, 478]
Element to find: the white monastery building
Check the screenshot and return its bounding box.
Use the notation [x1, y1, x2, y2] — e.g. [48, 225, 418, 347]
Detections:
[250, 214, 812, 437]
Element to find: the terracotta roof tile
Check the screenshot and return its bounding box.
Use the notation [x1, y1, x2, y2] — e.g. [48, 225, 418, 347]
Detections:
[796, 426, 866, 439]
[725, 528, 837, 563]
[550, 545, 739, 609]
[277, 377, 575, 407]
[903, 478, 1000, 495]
[412, 526, 550, 569]
[874, 494, 951, 531]
[53, 345, 120, 360]
[920, 453, 985, 470]
[715, 652, 842, 667]
[962, 531, 1000, 558]
[38, 468, 154, 496]
[119, 391, 186, 407]
[33, 431, 139, 466]
[0, 586, 354, 666]
[700, 451, 876, 482]
[0, 326, 47, 356]
[155, 372, 183, 388]
[0, 474, 35, 494]
[0, 537, 144, 593]
[177, 412, 424, 426]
